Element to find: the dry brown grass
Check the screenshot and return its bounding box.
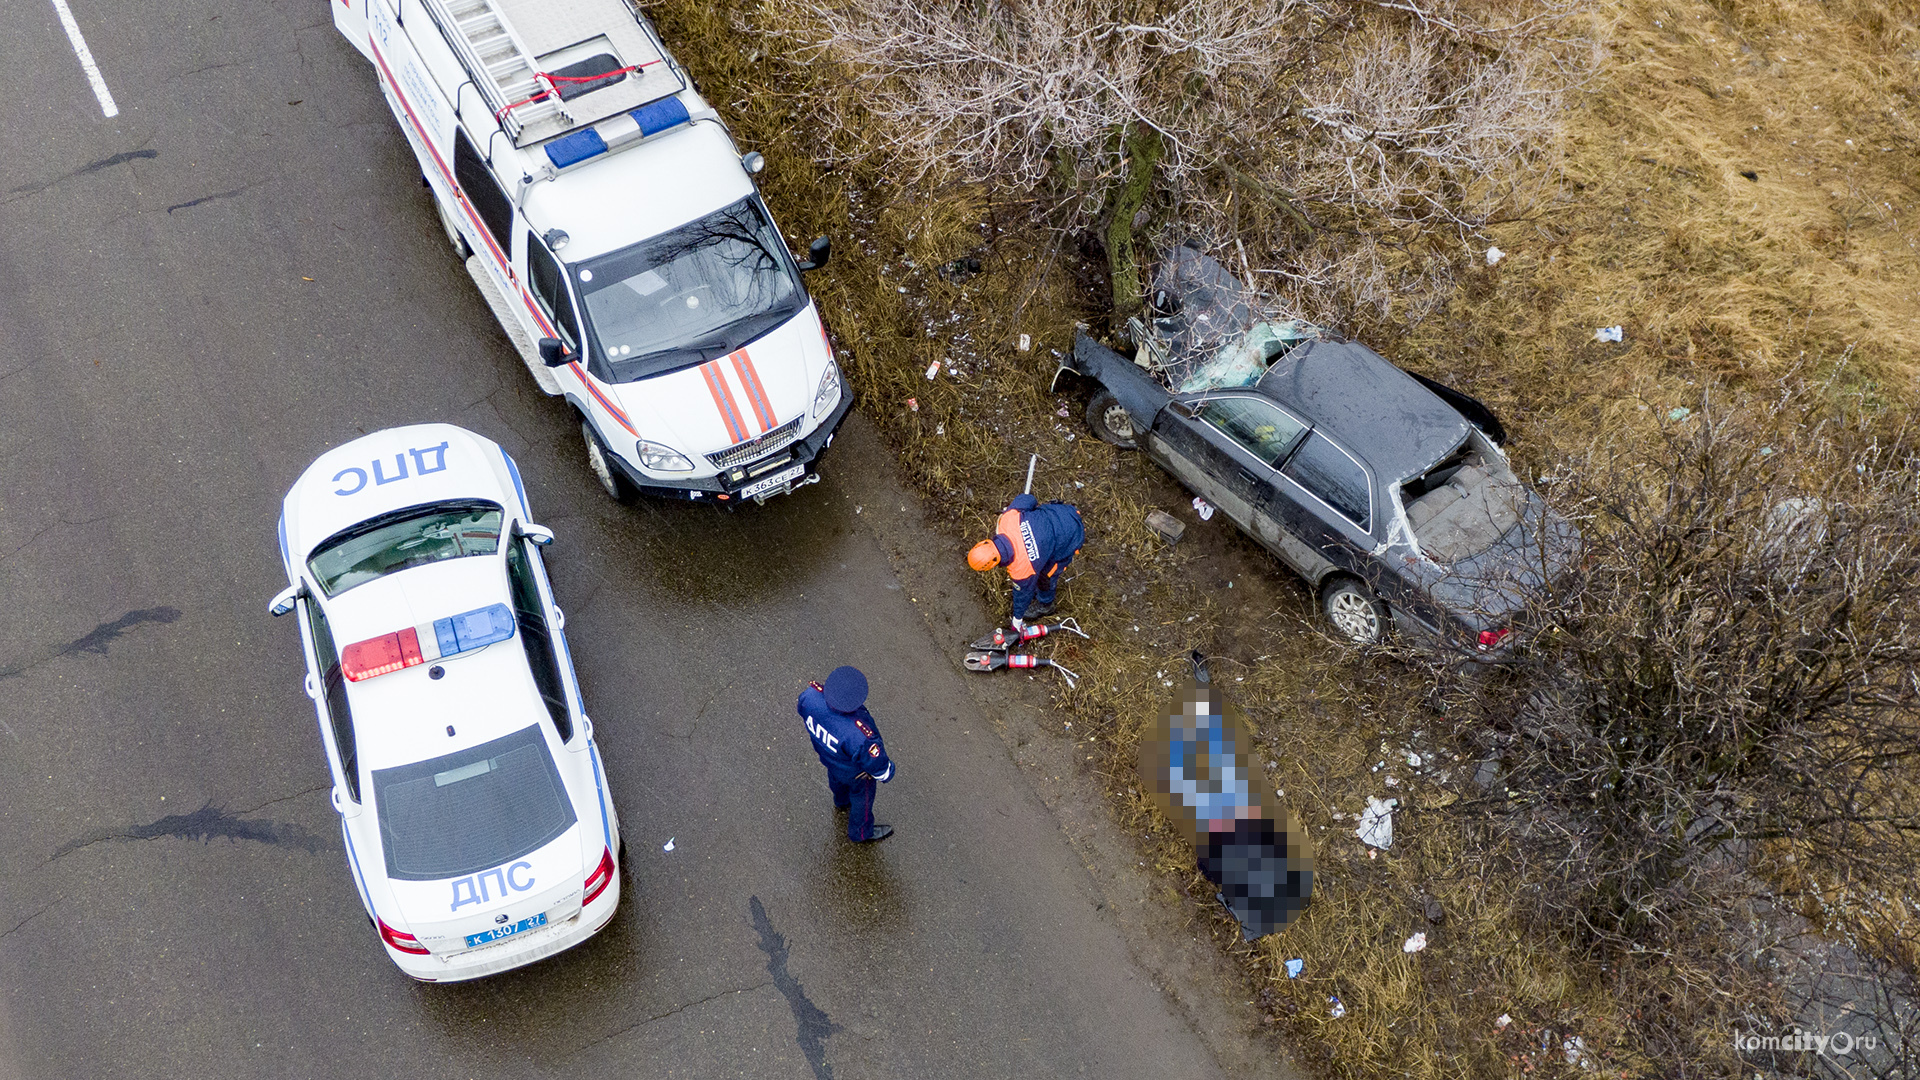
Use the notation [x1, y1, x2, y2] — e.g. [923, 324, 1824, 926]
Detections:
[645, 0, 1920, 1075]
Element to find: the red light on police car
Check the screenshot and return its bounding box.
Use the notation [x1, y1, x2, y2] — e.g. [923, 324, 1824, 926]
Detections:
[583, 847, 615, 905]
[1477, 628, 1512, 650]
[342, 627, 425, 681]
[377, 916, 431, 955]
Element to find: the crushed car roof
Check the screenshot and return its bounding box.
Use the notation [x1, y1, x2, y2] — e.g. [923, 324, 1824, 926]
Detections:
[1258, 340, 1469, 483]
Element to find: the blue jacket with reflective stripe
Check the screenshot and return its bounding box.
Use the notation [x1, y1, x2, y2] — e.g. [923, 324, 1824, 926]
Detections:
[798, 685, 895, 784]
[993, 494, 1084, 615]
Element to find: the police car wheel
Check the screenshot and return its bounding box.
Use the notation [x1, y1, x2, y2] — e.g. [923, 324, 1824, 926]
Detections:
[1086, 390, 1140, 450]
[581, 421, 641, 505]
[431, 186, 471, 260]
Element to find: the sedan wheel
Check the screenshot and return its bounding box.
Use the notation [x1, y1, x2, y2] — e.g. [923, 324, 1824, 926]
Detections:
[582, 421, 640, 505]
[1321, 579, 1388, 646]
[1086, 390, 1140, 450]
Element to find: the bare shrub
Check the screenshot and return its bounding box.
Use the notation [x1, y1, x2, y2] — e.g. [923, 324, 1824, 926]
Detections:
[767, 0, 1594, 315]
[1474, 383, 1920, 1069]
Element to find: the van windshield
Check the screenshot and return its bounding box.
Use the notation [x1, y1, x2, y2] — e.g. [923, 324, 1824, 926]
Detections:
[576, 196, 804, 382]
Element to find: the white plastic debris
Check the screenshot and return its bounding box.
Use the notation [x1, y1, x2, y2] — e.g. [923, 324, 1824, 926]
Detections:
[1563, 1036, 1593, 1069]
[1403, 932, 1428, 953]
[925, 361, 941, 380]
[1486, 245, 1505, 266]
[1406, 752, 1423, 767]
[1285, 958, 1305, 978]
[1192, 496, 1215, 521]
[1018, 333, 1032, 351]
[663, 837, 676, 852]
[1595, 325, 1624, 343]
[1327, 995, 1346, 1019]
[1495, 1014, 1513, 1031]
[1356, 797, 1398, 849]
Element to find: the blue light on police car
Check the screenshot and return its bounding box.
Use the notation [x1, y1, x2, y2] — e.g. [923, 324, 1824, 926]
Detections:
[437, 603, 516, 653]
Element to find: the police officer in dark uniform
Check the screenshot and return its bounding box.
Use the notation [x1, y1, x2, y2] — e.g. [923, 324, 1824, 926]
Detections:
[797, 666, 897, 842]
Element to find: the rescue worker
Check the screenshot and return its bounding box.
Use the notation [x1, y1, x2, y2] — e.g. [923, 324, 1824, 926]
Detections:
[797, 666, 897, 842]
[967, 493, 1084, 629]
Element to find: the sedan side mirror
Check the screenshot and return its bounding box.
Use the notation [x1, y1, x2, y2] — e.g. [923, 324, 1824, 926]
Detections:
[519, 522, 556, 547]
[796, 236, 831, 272]
[538, 338, 572, 368]
[268, 583, 304, 617]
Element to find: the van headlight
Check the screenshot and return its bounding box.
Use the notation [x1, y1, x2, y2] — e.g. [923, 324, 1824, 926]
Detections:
[812, 362, 842, 419]
[635, 439, 693, 472]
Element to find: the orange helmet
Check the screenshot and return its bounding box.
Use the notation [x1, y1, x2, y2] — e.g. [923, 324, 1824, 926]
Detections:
[967, 541, 1002, 572]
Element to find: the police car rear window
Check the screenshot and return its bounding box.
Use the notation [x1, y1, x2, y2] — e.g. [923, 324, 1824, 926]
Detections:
[307, 501, 503, 597]
[372, 725, 577, 881]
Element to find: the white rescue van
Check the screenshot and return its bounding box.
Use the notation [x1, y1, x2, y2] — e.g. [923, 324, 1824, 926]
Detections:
[331, 0, 849, 504]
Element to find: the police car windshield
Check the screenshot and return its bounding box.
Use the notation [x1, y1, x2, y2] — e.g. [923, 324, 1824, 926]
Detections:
[307, 500, 503, 598]
[372, 725, 577, 881]
[576, 196, 804, 382]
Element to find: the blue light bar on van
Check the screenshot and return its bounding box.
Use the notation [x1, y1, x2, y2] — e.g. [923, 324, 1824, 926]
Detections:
[544, 97, 694, 170]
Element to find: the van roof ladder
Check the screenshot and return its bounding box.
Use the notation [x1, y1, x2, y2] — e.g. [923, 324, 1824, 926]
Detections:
[422, 0, 569, 142]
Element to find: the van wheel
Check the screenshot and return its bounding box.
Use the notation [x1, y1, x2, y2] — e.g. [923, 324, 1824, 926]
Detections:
[1087, 390, 1140, 450]
[582, 420, 641, 505]
[1320, 578, 1388, 646]
[432, 187, 472, 260]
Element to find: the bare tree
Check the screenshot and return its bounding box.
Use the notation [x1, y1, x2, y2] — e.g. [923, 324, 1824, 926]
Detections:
[768, 0, 1591, 313]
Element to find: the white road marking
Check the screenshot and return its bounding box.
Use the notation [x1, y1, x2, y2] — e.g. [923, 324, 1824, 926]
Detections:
[49, 0, 118, 118]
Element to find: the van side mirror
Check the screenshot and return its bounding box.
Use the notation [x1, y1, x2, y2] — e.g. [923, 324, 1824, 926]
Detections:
[538, 338, 571, 367]
[518, 522, 556, 547]
[796, 236, 831, 272]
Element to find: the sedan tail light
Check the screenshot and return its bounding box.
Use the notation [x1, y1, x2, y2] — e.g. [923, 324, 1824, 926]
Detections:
[377, 917, 431, 955]
[1477, 628, 1512, 650]
[584, 847, 616, 905]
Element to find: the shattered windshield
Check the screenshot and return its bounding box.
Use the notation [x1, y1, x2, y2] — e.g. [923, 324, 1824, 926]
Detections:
[307, 500, 503, 597]
[576, 196, 804, 383]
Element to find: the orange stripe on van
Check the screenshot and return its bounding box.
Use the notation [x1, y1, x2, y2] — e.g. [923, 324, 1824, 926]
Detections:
[700, 362, 749, 444]
[729, 350, 777, 434]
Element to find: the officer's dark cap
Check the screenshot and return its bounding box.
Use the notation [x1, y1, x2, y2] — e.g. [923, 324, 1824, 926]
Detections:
[824, 666, 869, 712]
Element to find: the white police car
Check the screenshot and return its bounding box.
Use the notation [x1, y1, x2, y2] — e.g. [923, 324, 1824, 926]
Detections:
[269, 424, 622, 981]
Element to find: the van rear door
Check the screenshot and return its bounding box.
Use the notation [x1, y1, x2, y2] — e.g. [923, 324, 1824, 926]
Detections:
[331, 0, 373, 61]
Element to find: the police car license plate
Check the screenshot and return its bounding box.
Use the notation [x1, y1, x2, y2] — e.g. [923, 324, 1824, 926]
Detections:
[740, 463, 806, 500]
[465, 912, 546, 948]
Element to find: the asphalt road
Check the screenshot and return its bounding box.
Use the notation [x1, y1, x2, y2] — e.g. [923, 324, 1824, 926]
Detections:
[0, 3, 1290, 1078]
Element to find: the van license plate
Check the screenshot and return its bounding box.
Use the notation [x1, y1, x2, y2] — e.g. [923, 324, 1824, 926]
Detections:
[740, 464, 806, 500]
[465, 912, 547, 948]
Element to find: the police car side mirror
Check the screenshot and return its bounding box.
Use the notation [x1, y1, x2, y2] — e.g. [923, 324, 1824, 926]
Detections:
[268, 583, 304, 617]
[518, 522, 555, 547]
[538, 338, 571, 367]
[796, 236, 831, 272]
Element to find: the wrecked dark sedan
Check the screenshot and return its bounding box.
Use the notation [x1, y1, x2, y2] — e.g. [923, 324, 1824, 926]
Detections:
[1057, 253, 1577, 655]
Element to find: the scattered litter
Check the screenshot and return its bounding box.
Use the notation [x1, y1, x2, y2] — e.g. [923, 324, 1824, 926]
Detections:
[1485, 245, 1505, 266]
[1145, 509, 1186, 543]
[1019, 333, 1032, 352]
[906, 397, 919, 412]
[1073, 480, 1084, 488]
[1327, 995, 1347, 1019]
[1403, 932, 1428, 953]
[663, 837, 676, 852]
[1667, 406, 1691, 422]
[935, 423, 945, 436]
[1406, 752, 1422, 767]
[1056, 405, 1071, 418]
[1192, 496, 1215, 521]
[1384, 776, 1400, 788]
[1356, 797, 1398, 849]
[1284, 958, 1305, 979]
[1594, 325, 1624, 343]
[1496, 1014, 1513, 1031]
[924, 361, 941, 380]
[1563, 1036, 1593, 1069]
